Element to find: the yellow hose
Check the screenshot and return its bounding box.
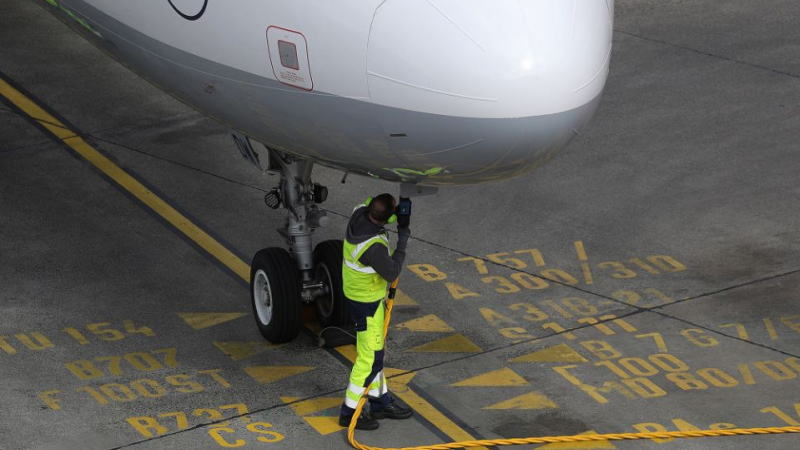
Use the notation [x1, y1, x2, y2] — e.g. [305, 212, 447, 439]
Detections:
[348, 423, 800, 450]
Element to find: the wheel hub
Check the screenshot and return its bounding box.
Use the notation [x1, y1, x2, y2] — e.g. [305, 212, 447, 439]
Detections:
[253, 269, 273, 324]
[315, 263, 334, 319]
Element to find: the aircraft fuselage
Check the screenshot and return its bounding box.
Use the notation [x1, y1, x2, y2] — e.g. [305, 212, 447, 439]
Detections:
[43, 0, 614, 185]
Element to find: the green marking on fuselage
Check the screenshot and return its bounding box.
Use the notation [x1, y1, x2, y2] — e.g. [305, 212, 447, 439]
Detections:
[384, 167, 446, 179]
[41, 0, 101, 36]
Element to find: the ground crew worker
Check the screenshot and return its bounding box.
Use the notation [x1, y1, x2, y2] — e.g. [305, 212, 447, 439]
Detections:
[339, 193, 413, 430]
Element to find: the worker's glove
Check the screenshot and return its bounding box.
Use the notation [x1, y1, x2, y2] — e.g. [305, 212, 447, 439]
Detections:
[397, 214, 410, 229]
[397, 226, 411, 244]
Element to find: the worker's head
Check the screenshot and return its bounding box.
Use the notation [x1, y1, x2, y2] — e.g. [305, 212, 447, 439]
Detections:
[368, 193, 396, 225]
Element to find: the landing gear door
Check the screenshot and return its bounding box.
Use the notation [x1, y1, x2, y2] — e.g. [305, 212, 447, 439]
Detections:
[266, 26, 313, 91]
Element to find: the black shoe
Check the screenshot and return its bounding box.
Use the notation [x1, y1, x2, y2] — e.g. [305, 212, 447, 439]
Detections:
[371, 398, 413, 420]
[339, 411, 379, 430]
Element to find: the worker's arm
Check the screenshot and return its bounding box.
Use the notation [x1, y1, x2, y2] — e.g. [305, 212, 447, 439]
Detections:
[359, 228, 410, 282]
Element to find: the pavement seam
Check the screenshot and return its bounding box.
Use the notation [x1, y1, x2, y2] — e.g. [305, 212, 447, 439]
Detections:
[652, 308, 800, 359]
[653, 268, 800, 311]
[0, 104, 200, 154]
[647, 267, 800, 358]
[0, 105, 64, 153]
[614, 29, 800, 81]
[0, 103, 268, 193]
[89, 133, 268, 193]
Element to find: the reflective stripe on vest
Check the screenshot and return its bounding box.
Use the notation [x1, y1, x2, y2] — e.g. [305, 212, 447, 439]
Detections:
[343, 259, 376, 274]
[344, 234, 389, 272]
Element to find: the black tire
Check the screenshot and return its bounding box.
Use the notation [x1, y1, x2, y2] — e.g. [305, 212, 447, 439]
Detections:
[250, 247, 301, 343]
[313, 239, 348, 327]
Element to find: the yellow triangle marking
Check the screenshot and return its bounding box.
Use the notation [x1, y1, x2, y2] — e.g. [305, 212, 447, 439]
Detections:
[483, 391, 558, 410]
[213, 341, 276, 361]
[406, 334, 482, 353]
[536, 430, 616, 449]
[244, 366, 314, 384]
[393, 289, 418, 306]
[387, 370, 417, 391]
[179, 312, 247, 330]
[303, 416, 345, 435]
[452, 367, 529, 387]
[395, 314, 455, 333]
[281, 396, 342, 416]
[510, 344, 588, 363]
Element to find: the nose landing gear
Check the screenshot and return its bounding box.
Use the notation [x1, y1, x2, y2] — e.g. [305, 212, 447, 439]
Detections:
[249, 148, 347, 343]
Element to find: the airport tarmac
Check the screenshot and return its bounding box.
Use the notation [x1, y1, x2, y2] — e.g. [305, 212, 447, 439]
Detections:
[2, 1, 800, 449]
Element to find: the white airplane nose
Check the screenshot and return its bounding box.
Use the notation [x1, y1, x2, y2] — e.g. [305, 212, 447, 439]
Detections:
[367, 0, 613, 119]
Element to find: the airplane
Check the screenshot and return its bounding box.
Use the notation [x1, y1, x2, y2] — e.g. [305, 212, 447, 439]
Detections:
[38, 0, 614, 343]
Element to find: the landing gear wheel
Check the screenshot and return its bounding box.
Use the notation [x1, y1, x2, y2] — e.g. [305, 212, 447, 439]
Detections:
[250, 248, 301, 343]
[313, 240, 348, 327]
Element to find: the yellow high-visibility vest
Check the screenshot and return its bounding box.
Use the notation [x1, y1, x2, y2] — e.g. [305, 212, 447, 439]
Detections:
[342, 233, 390, 302]
[342, 199, 391, 302]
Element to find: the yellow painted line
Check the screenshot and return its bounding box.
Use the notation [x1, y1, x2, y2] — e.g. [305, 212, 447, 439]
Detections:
[0, 76, 483, 446]
[0, 77, 250, 282]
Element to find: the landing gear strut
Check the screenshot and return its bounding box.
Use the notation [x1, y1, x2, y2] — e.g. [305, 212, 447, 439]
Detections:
[249, 148, 346, 343]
